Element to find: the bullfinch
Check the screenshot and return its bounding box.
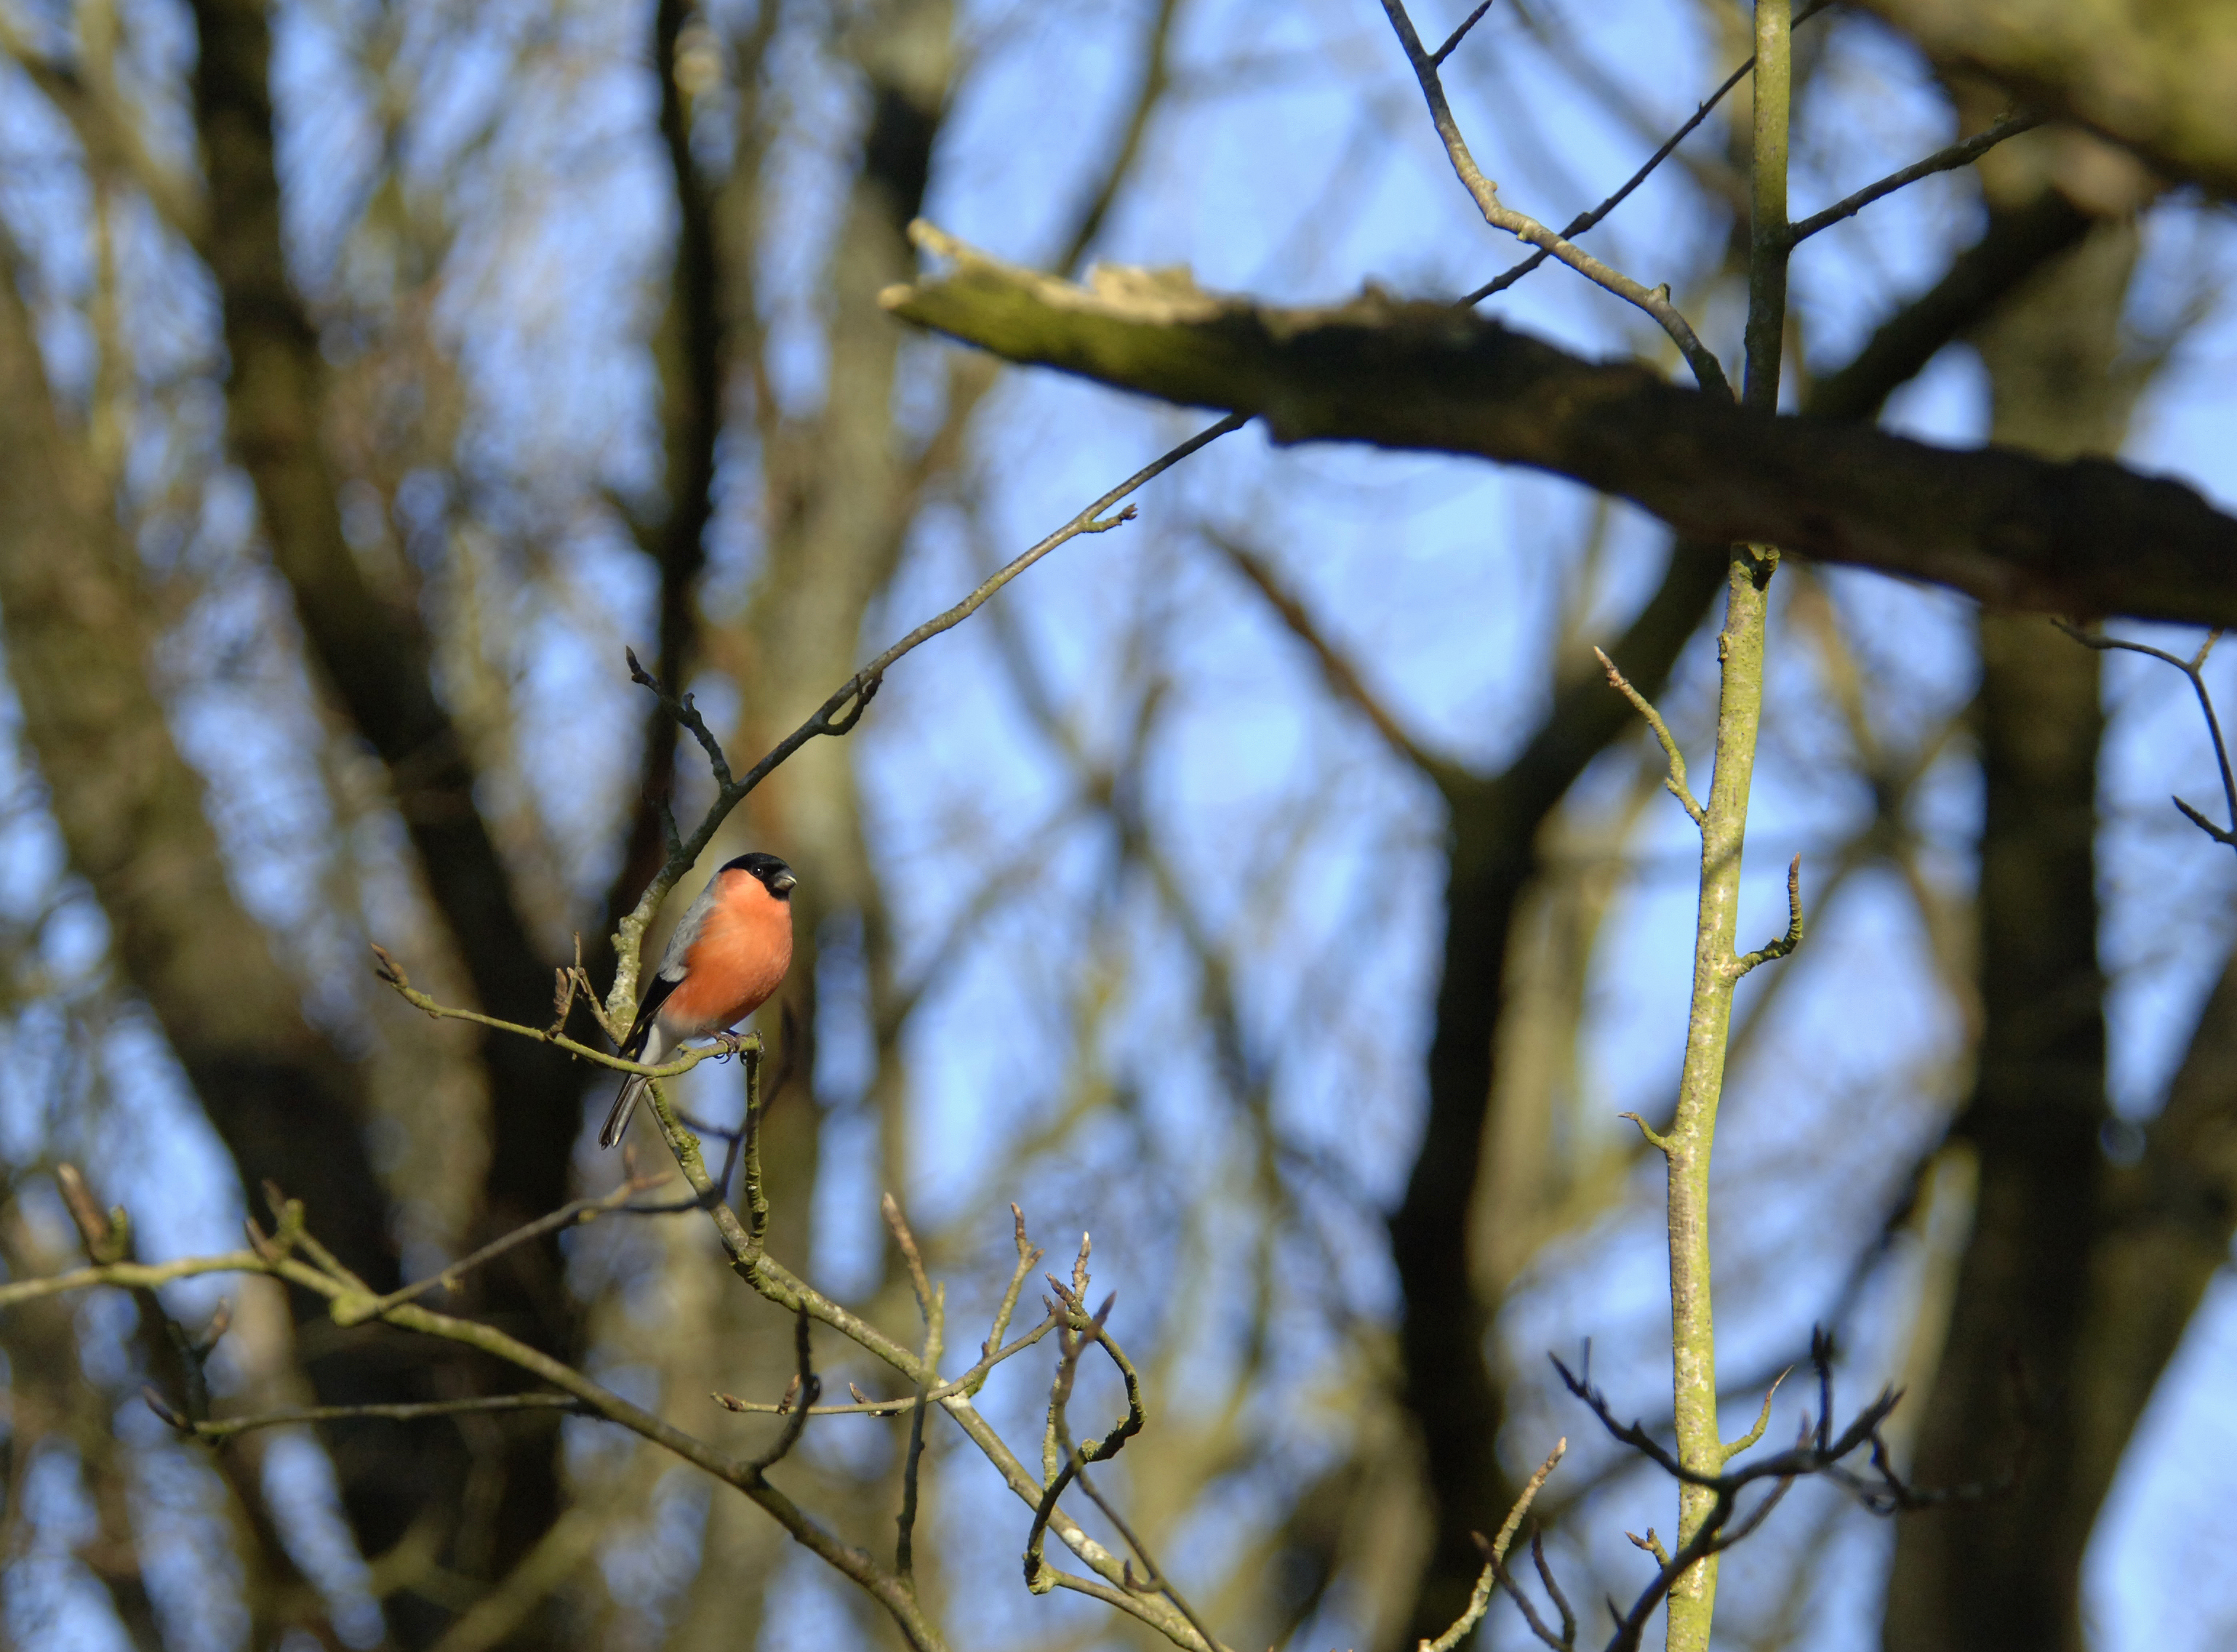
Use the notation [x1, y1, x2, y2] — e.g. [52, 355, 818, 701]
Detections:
[600, 851, 797, 1149]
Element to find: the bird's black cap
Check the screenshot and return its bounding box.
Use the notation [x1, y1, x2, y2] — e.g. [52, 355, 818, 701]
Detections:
[722, 852, 797, 899]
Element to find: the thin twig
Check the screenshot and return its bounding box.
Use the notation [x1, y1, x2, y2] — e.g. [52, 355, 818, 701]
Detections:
[372, 943, 719, 1080]
[1380, 0, 1731, 397]
[1786, 113, 2042, 246]
[332, 1172, 669, 1326]
[1039, 1300, 1221, 1652]
[1418, 1437, 1566, 1652]
[887, 1196, 945, 1584]
[149, 1391, 588, 1442]
[1430, 0, 1497, 65]
[0, 1248, 276, 1312]
[714, 1310, 1060, 1416]
[1464, 0, 1836, 305]
[2057, 621, 2237, 849]
[1732, 854, 1805, 978]
[743, 1307, 820, 1476]
[982, 1203, 1044, 1379]
[1596, 646, 1705, 824]
[1467, 58, 1749, 305]
[1210, 529, 1465, 787]
[604, 409, 1246, 1027]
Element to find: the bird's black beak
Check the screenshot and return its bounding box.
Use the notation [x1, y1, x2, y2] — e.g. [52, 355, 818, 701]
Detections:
[771, 869, 798, 897]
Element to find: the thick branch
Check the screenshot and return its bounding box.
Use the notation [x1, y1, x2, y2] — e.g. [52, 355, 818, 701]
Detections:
[882, 225, 2237, 625]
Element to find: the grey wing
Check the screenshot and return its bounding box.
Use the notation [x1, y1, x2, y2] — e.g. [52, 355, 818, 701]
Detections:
[652, 879, 721, 979]
[620, 878, 722, 1057]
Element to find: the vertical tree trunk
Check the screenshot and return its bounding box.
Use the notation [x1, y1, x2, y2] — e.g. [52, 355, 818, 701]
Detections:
[1882, 204, 2139, 1652]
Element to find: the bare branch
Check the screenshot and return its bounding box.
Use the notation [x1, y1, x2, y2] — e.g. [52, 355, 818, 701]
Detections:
[1208, 529, 1463, 787]
[1596, 646, 1705, 824]
[1788, 113, 2044, 246]
[331, 1171, 670, 1327]
[1039, 1299, 1223, 1652]
[887, 1197, 945, 1584]
[0, 1251, 276, 1312]
[743, 1308, 821, 1477]
[884, 229, 2237, 628]
[1732, 855, 1806, 978]
[713, 1310, 1059, 1416]
[1431, 0, 1497, 66]
[983, 1203, 1046, 1378]
[1419, 1437, 1566, 1652]
[1465, 0, 1837, 304]
[151, 1391, 588, 1443]
[606, 412, 1245, 1025]
[1380, 0, 1732, 395]
[371, 943, 724, 1080]
[625, 646, 733, 788]
[1055, 0, 1183, 270]
[2058, 622, 2237, 849]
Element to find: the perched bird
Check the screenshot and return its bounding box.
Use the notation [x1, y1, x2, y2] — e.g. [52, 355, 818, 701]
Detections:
[600, 851, 796, 1149]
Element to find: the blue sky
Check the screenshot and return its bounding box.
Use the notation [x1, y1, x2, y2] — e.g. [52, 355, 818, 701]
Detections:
[6, 0, 2237, 1645]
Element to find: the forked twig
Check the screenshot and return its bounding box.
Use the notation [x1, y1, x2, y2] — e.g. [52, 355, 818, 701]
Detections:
[2058, 621, 2237, 849]
[604, 409, 1246, 1030]
[1380, 0, 1731, 397]
[1464, 0, 1839, 305]
[1733, 854, 1805, 978]
[1418, 1437, 1566, 1652]
[1486, 1328, 2027, 1651]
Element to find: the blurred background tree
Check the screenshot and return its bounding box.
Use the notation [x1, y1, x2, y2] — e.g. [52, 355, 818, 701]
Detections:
[2, 0, 2236, 1648]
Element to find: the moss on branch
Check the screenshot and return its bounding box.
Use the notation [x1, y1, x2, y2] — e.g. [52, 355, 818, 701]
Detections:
[882, 223, 2237, 627]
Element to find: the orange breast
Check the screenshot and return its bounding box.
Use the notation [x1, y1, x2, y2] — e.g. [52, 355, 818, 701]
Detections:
[664, 873, 794, 1035]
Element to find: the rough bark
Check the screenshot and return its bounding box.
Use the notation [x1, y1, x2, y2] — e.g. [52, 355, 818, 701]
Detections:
[188, 0, 580, 1629]
[1857, 0, 2237, 199]
[883, 225, 2237, 629]
[1882, 212, 2139, 1652]
[0, 249, 447, 1624]
[1392, 195, 2103, 1640]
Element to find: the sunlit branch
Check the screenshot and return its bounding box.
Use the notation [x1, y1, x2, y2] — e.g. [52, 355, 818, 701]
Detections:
[0, 1249, 276, 1312]
[713, 1310, 1058, 1416]
[604, 412, 1246, 1025]
[1027, 1283, 1219, 1651]
[1420, 1438, 1566, 1652]
[1465, 0, 1838, 305]
[1596, 646, 1706, 825]
[1380, 0, 1732, 396]
[372, 944, 726, 1081]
